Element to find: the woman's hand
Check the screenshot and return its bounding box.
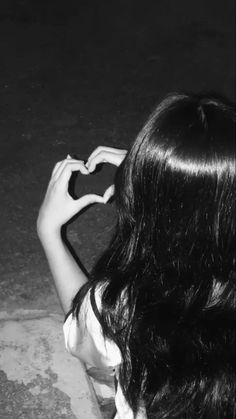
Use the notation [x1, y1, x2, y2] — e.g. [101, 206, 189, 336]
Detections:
[86, 146, 127, 173]
[37, 156, 105, 238]
[86, 146, 127, 202]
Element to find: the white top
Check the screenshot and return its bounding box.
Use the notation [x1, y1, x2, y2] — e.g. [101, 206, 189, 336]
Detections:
[63, 287, 147, 419]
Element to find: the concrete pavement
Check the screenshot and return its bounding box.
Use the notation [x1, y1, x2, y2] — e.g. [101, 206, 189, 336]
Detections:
[0, 309, 103, 419]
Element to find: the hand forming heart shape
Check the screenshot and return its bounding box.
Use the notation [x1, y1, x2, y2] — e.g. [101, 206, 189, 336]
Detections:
[37, 147, 127, 236]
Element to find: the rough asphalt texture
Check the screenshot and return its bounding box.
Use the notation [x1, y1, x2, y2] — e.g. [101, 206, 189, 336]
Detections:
[0, 0, 235, 417]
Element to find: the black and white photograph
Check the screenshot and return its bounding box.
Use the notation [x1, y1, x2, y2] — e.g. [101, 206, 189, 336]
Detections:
[0, 1, 235, 418]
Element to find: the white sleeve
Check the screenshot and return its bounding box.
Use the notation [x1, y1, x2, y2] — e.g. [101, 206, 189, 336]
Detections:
[63, 287, 122, 369]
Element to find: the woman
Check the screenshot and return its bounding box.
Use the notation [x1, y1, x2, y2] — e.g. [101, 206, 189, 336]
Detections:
[37, 93, 236, 418]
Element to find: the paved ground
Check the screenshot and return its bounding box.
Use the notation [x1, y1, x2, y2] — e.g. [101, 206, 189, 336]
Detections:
[0, 309, 102, 419]
[0, 0, 235, 417]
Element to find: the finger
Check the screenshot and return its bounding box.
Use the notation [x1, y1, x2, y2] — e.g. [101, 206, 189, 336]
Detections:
[103, 184, 115, 203]
[86, 150, 122, 172]
[51, 155, 73, 178]
[73, 193, 105, 212]
[51, 161, 63, 177]
[53, 158, 89, 181]
[58, 162, 90, 188]
[87, 146, 126, 162]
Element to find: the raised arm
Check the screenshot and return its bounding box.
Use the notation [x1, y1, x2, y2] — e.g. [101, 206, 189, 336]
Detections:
[37, 157, 105, 314]
[37, 148, 127, 314]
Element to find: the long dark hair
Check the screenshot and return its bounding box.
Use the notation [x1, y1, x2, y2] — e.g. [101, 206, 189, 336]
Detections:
[73, 93, 236, 418]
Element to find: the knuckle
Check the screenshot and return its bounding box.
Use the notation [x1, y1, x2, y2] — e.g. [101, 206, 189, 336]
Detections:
[93, 151, 101, 160]
[96, 146, 105, 154]
[97, 150, 105, 159]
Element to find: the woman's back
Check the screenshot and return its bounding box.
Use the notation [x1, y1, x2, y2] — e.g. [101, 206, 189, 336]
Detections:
[72, 93, 236, 418]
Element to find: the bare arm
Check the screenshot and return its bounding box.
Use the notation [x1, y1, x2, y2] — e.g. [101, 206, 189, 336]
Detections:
[37, 148, 127, 314]
[37, 157, 105, 314]
[38, 229, 88, 314]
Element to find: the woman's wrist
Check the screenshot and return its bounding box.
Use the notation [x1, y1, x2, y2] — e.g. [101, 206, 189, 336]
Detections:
[37, 219, 62, 243]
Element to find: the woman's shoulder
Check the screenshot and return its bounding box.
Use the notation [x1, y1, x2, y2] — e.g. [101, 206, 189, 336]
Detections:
[63, 282, 122, 368]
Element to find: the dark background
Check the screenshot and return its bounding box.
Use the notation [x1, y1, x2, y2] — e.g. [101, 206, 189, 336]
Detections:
[0, 0, 235, 312]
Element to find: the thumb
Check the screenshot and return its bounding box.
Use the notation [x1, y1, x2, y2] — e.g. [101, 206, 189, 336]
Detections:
[73, 193, 105, 212]
[103, 184, 115, 203]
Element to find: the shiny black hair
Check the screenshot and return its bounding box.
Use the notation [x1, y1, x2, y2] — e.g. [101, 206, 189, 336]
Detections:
[73, 93, 236, 418]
